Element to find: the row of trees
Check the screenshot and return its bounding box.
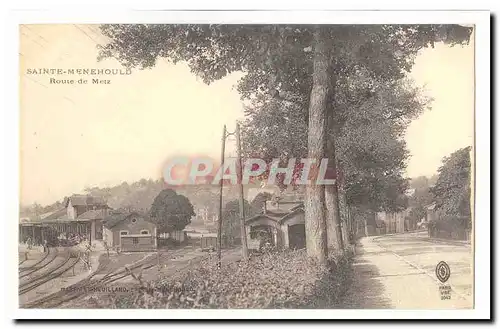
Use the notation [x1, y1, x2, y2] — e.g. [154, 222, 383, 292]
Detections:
[431, 146, 472, 225]
[99, 24, 472, 262]
[404, 175, 437, 228]
[405, 145, 472, 230]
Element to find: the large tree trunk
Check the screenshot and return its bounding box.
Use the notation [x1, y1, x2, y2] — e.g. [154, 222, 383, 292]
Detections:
[325, 130, 344, 254]
[339, 186, 350, 244]
[305, 27, 329, 264]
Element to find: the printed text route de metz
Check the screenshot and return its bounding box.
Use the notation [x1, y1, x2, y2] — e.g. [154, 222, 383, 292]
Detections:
[49, 78, 110, 84]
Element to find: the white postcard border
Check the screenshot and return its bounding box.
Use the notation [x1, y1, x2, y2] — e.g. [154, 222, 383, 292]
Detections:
[3, 9, 491, 320]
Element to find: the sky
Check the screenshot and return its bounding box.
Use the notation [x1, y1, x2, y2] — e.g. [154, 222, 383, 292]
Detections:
[19, 24, 475, 206]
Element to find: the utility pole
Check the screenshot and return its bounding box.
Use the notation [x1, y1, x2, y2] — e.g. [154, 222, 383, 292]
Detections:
[217, 125, 226, 269]
[235, 123, 249, 261]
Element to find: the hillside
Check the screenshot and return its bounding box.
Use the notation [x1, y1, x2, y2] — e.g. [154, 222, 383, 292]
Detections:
[20, 178, 279, 223]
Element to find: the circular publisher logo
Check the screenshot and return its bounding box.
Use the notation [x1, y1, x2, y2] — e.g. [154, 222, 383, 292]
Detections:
[436, 261, 451, 283]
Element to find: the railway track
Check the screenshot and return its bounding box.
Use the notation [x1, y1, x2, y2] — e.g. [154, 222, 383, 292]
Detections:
[23, 249, 175, 308]
[19, 247, 52, 274]
[19, 247, 57, 278]
[18, 252, 28, 266]
[19, 249, 81, 295]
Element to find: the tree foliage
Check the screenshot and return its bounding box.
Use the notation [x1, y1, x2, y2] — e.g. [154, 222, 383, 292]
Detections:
[150, 189, 195, 234]
[250, 192, 273, 211]
[241, 74, 424, 213]
[98, 23, 472, 261]
[408, 176, 434, 208]
[221, 199, 255, 240]
[430, 147, 472, 222]
[99, 24, 471, 94]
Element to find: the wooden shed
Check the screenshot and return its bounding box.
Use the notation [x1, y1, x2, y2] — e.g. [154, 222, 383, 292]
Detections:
[244, 203, 306, 250]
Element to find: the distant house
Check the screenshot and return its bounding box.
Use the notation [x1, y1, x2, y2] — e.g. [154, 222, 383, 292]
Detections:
[425, 202, 438, 221]
[378, 219, 388, 234]
[64, 194, 108, 219]
[377, 210, 410, 234]
[103, 212, 157, 252]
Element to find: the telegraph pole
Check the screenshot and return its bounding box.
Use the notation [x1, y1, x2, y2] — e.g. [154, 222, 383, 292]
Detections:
[217, 125, 226, 269]
[235, 123, 249, 261]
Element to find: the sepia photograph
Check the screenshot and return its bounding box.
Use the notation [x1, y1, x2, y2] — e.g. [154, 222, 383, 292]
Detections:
[8, 9, 491, 320]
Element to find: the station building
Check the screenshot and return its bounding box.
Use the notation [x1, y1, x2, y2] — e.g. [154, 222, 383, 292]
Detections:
[102, 212, 157, 252]
[19, 195, 110, 245]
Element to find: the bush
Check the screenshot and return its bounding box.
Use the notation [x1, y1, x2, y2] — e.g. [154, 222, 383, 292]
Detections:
[428, 216, 471, 240]
[99, 249, 353, 309]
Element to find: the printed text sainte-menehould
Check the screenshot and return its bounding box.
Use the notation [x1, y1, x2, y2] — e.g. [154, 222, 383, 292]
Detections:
[25, 68, 132, 75]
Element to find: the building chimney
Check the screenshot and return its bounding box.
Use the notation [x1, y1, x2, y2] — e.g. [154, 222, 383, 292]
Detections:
[262, 201, 267, 214]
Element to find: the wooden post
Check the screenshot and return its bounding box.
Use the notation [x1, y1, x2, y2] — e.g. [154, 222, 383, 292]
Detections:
[89, 220, 93, 245]
[157, 251, 161, 278]
[217, 125, 226, 269]
[235, 123, 249, 261]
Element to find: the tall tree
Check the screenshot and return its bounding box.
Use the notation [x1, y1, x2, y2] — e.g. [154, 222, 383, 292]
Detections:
[98, 24, 471, 262]
[304, 27, 330, 261]
[241, 73, 426, 229]
[221, 199, 255, 244]
[150, 189, 195, 234]
[430, 147, 472, 225]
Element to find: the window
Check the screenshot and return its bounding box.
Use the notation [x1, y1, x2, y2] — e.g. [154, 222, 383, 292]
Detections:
[132, 237, 139, 244]
[120, 231, 128, 236]
[140, 230, 149, 235]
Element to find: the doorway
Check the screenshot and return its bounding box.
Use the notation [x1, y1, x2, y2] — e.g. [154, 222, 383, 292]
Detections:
[288, 224, 306, 249]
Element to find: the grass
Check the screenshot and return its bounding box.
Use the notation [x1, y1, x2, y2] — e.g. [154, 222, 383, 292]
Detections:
[88, 248, 354, 309]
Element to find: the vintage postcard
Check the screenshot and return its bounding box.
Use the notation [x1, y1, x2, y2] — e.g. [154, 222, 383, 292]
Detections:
[10, 10, 490, 320]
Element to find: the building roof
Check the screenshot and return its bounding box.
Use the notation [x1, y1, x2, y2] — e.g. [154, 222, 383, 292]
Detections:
[245, 207, 304, 226]
[77, 209, 107, 220]
[264, 209, 291, 218]
[103, 211, 154, 229]
[245, 213, 282, 227]
[103, 212, 131, 229]
[19, 208, 66, 224]
[41, 208, 67, 221]
[290, 203, 304, 212]
[279, 207, 304, 224]
[65, 194, 107, 207]
[19, 217, 31, 223]
[264, 200, 304, 213]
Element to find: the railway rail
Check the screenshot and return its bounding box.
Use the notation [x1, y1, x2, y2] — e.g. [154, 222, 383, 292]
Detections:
[18, 252, 28, 266]
[22, 247, 211, 308]
[19, 247, 52, 274]
[19, 249, 81, 295]
[19, 247, 57, 278]
[23, 249, 181, 308]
